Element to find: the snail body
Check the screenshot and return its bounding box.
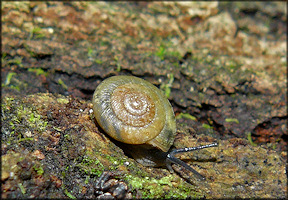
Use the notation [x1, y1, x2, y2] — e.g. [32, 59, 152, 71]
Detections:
[93, 75, 217, 180]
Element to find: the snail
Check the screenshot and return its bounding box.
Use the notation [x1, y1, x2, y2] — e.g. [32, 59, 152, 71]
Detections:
[92, 75, 217, 180]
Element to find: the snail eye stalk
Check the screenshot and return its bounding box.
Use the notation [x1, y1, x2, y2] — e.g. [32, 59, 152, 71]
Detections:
[166, 143, 218, 181]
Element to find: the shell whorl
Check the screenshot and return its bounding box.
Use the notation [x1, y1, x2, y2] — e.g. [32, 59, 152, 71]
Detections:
[92, 76, 176, 152]
[111, 84, 156, 127]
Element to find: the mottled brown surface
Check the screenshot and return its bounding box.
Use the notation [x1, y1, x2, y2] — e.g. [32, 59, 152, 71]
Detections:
[1, 93, 287, 198]
[1, 2, 287, 199]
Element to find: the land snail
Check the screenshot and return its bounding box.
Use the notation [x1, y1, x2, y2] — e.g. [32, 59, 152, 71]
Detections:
[92, 75, 217, 180]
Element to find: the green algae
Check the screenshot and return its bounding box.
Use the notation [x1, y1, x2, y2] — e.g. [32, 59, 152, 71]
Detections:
[125, 174, 201, 198]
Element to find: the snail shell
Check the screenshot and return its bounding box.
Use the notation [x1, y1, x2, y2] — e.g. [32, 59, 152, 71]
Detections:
[93, 76, 218, 179]
[92, 75, 176, 153]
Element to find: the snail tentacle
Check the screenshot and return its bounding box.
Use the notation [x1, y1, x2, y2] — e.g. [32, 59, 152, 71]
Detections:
[166, 143, 218, 180]
[171, 143, 218, 155]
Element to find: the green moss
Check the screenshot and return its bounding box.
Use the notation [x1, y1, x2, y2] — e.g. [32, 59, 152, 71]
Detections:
[2, 96, 48, 147]
[87, 47, 94, 57]
[1, 52, 7, 62]
[76, 152, 105, 176]
[61, 166, 70, 178]
[2, 69, 30, 91]
[160, 73, 174, 98]
[33, 164, 44, 175]
[64, 189, 76, 199]
[155, 46, 166, 60]
[10, 85, 21, 91]
[2, 72, 22, 91]
[125, 174, 200, 198]
[28, 68, 48, 76]
[154, 38, 182, 61]
[29, 26, 46, 39]
[202, 123, 213, 129]
[105, 154, 121, 170]
[266, 142, 279, 150]
[17, 107, 47, 132]
[56, 97, 69, 104]
[58, 78, 68, 90]
[6, 57, 23, 67]
[113, 55, 121, 72]
[18, 137, 34, 143]
[176, 113, 196, 121]
[84, 176, 90, 184]
[18, 183, 26, 194]
[247, 132, 257, 146]
[4, 72, 17, 85]
[94, 59, 103, 64]
[167, 50, 182, 60]
[2, 96, 15, 110]
[102, 150, 133, 171]
[225, 118, 239, 124]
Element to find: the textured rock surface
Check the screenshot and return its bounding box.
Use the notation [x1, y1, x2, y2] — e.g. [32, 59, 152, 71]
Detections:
[1, 94, 286, 198]
[1, 2, 287, 198]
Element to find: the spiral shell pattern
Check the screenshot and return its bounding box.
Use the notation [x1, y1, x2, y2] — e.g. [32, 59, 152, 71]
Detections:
[92, 76, 176, 152]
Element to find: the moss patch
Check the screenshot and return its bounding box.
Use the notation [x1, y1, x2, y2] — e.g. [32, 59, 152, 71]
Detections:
[125, 174, 201, 198]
